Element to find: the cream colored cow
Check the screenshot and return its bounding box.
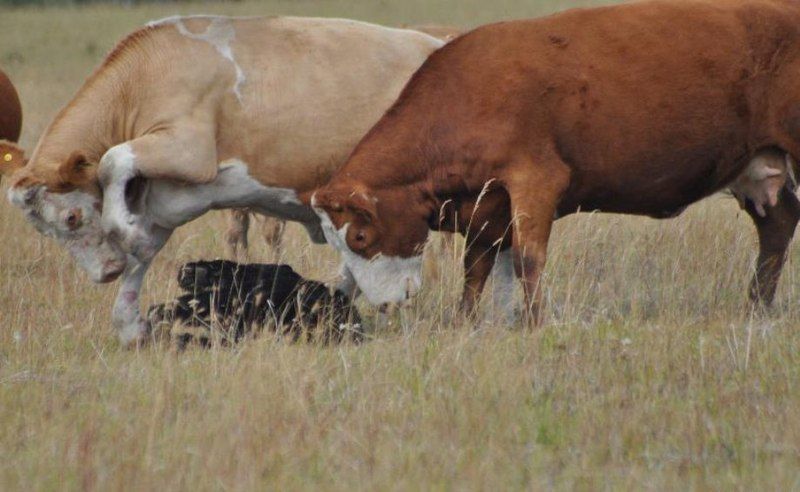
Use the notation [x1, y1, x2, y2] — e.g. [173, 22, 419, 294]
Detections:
[7, 16, 443, 346]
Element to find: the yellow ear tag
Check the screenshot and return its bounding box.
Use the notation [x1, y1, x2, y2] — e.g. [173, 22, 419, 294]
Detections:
[3, 153, 12, 163]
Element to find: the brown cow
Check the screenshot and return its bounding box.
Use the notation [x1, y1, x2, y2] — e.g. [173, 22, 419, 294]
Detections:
[0, 70, 22, 144]
[308, 0, 800, 322]
[0, 69, 25, 178]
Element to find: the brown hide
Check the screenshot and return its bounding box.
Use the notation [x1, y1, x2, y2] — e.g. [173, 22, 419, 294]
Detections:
[0, 70, 21, 143]
[0, 70, 24, 178]
[318, 0, 800, 246]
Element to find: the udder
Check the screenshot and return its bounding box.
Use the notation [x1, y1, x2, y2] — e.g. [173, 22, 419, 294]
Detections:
[730, 151, 794, 217]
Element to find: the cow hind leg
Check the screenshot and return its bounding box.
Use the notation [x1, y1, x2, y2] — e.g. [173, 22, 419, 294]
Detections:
[261, 216, 286, 257]
[744, 185, 800, 306]
[225, 209, 250, 257]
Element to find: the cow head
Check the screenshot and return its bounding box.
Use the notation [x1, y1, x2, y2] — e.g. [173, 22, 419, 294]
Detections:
[310, 184, 430, 306]
[7, 149, 127, 283]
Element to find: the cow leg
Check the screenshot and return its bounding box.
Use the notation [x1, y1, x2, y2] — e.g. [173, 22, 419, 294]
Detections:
[744, 185, 800, 306]
[460, 245, 518, 323]
[225, 209, 250, 257]
[112, 227, 171, 346]
[460, 244, 495, 315]
[261, 216, 286, 256]
[486, 248, 518, 324]
[504, 158, 570, 326]
[113, 255, 152, 347]
[98, 126, 217, 258]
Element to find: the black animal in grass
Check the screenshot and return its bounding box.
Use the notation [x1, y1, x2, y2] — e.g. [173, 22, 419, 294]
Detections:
[148, 260, 363, 346]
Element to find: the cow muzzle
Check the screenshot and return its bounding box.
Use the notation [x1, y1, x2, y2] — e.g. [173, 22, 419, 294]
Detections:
[66, 234, 128, 284]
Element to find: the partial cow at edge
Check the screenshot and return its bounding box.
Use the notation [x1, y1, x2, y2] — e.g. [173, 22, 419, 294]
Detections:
[0, 69, 25, 179]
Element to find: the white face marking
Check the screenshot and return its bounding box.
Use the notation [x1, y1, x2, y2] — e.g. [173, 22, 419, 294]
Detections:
[313, 205, 423, 306]
[7, 185, 127, 283]
[150, 16, 246, 103]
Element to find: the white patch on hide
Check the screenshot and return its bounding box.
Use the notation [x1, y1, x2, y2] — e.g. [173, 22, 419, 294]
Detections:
[151, 16, 246, 103]
[312, 205, 423, 306]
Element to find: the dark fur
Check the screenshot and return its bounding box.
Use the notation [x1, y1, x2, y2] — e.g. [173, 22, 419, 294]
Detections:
[148, 260, 363, 347]
[0, 70, 21, 143]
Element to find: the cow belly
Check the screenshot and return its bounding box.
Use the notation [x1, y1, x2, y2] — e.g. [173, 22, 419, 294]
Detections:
[562, 160, 726, 217]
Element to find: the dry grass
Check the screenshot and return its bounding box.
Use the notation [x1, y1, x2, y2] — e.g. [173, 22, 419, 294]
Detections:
[1, 1, 800, 490]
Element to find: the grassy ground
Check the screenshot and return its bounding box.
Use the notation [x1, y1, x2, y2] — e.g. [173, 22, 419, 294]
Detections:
[2, 1, 800, 490]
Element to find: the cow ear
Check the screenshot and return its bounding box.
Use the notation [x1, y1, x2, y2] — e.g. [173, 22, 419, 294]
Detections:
[347, 191, 378, 224]
[311, 189, 345, 214]
[58, 151, 93, 186]
[0, 140, 26, 178]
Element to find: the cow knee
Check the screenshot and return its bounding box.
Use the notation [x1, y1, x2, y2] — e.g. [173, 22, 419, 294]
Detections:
[98, 143, 137, 188]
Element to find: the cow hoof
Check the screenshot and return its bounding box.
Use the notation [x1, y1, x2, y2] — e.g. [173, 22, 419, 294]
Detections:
[117, 317, 151, 349]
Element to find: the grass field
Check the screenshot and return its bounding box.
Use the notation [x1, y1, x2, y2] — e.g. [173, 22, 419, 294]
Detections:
[2, 0, 800, 490]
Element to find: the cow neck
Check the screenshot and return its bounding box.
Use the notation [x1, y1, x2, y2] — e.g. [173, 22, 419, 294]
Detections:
[340, 122, 497, 228]
[28, 59, 134, 185]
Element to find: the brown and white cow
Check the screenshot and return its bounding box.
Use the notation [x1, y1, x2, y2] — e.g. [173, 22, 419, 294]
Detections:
[6, 16, 443, 345]
[308, 0, 800, 322]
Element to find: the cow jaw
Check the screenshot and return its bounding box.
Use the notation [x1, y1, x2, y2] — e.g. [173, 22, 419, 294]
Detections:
[314, 208, 423, 306]
[7, 185, 128, 283]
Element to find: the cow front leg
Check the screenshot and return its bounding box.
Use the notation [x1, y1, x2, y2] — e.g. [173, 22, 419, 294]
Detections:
[744, 185, 800, 306]
[112, 255, 152, 347]
[98, 144, 152, 258]
[98, 126, 217, 258]
[460, 244, 495, 315]
[111, 226, 171, 347]
[504, 156, 570, 326]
